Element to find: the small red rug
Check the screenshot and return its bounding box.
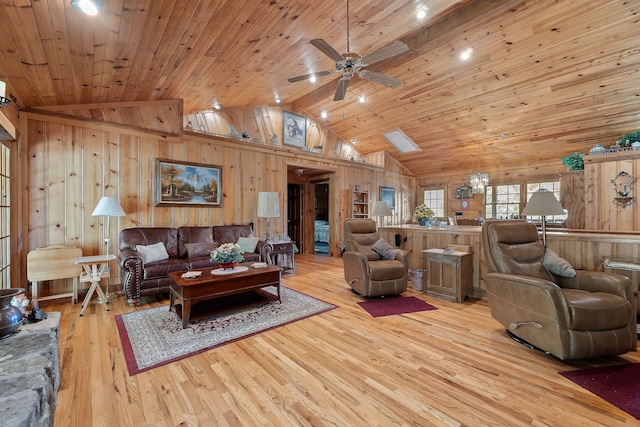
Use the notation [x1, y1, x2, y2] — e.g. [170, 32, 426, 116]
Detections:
[357, 296, 437, 317]
[560, 363, 640, 419]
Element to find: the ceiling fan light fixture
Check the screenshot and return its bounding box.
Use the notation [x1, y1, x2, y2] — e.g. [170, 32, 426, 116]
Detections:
[71, 0, 103, 16]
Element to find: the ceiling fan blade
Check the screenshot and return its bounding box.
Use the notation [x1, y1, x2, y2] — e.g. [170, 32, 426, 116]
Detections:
[361, 41, 408, 66]
[359, 70, 402, 89]
[288, 70, 333, 83]
[333, 77, 350, 101]
[310, 39, 345, 62]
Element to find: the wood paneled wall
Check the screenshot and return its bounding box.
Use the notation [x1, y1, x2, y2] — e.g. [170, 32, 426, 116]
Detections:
[15, 101, 414, 288]
[584, 151, 640, 231]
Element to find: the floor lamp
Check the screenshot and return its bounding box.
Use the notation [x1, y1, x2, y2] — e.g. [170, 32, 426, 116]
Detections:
[372, 200, 393, 229]
[257, 192, 280, 242]
[521, 189, 565, 247]
[92, 196, 125, 300]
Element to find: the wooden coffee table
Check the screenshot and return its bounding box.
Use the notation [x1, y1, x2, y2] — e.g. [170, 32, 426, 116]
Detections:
[168, 263, 282, 328]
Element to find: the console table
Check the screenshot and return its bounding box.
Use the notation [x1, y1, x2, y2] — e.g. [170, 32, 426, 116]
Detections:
[262, 241, 295, 271]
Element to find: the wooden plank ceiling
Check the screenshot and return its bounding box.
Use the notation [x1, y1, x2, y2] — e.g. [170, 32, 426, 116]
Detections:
[0, 0, 639, 177]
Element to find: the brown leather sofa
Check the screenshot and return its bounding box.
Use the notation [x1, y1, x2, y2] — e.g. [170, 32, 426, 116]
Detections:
[118, 225, 262, 306]
[343, 218, 408, 297]
[482, 219, 637, 360]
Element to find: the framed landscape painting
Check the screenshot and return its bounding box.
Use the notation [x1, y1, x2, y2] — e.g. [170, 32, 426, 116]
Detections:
[380, 186, 396, 210]
[282, 111, 306, 148]
[155, 159, 222, 207]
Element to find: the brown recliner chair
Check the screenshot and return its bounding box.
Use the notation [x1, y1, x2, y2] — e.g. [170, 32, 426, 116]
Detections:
[343, 218, 408, 297]
[482, 219, 637, 360]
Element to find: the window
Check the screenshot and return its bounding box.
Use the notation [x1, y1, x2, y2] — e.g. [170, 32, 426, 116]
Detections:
[0, 143, 9, 288]
[423, 189, 445, 218]
[485, 184, 521, 219]
[525, 181, 567, 223]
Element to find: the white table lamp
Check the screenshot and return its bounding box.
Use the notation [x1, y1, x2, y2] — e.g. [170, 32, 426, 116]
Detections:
[372, 200, 393, 228]
[92, 196, 125, 300]
[521, 189, 565, 247]
[257, 192, 280, 241]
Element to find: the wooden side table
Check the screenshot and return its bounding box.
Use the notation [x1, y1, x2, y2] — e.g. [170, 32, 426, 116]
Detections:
[422, 249, 473, 303]
[262, 241, 295, 272]
[75, 254, 116, 316]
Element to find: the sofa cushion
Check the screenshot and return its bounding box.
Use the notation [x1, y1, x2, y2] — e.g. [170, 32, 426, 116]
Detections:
[370, 260, 406, 281]
[187, 257, 216, 269]
[213, 224, 253, 244]
[136, 242, 169, 264]
[562, 289, 633, 330]
[120, 227, 179, 258]
[185, 242, 219, 258]
[237, 237, 260, 253]
[143, 258, 190, 279]
[178, 226, 214, 258]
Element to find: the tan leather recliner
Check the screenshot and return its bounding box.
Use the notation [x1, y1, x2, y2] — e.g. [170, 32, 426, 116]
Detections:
[482, 219, 637, 360]
[343, 218, 408, 297]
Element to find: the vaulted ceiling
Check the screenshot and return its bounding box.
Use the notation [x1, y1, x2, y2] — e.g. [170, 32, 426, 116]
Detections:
[1, 0, 638, 177]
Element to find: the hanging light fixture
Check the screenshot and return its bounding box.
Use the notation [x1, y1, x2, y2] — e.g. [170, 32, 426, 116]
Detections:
[470, 139, 489, 194]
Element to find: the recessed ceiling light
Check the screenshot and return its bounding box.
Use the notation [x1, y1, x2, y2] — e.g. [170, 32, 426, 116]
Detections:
[320, 110, 328, 119]
[71, 0, 103, 15]
[213, 103, 221, 110]
[358, 94, 366, 103]
[275, 96, 281, 104]
[310, 75, 317, 83]
[460, 48, 473, 61]
[351, 139, 358, 144]
[416, 6, 429, 20]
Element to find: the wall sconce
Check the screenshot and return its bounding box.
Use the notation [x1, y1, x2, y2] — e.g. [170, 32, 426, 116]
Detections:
[0, 81, 11, 108]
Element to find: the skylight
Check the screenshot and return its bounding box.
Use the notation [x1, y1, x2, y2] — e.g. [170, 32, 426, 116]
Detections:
[383, 129, 421, 153]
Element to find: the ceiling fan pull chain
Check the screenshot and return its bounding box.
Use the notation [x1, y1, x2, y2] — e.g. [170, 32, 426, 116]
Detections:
[346, 0, 350, 53]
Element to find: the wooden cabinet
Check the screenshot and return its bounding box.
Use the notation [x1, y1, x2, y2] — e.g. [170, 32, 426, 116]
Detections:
[346, 187, 369, 218]
[422, 249, 473, 303]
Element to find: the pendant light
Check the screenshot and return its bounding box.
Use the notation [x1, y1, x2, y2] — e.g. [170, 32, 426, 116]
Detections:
[470, 139, 489, 194]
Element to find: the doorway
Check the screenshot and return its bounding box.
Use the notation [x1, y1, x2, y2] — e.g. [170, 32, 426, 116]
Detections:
[287, 183, 303, 252]
[314, 183, 329, 255]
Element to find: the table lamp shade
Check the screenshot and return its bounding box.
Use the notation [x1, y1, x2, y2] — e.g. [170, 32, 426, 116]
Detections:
[522, 190, 565, 216]
[257, 192, 280, 218]
[92, 196, 125, 217]
[372, 200, 393, 217]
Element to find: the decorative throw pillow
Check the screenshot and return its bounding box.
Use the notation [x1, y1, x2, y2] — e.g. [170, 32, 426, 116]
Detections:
[372, 238, 399, 260]
[185, 242, 219, 258]
[237, 237, 260, 253]
[135, 241, 169, 264]
[543, 249, 576, 277]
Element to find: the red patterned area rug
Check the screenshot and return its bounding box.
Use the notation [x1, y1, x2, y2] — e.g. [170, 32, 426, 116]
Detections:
[116, 286, 335, 375]
[560, 363, 640, 419]
[357, 296, 437, 318]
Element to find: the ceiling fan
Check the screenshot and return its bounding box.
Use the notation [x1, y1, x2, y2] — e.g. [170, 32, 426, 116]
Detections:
[288, 0, 409, 101]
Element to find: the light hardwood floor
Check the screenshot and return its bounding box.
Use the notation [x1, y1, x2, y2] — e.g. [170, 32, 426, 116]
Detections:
[40, 255, 639, 426]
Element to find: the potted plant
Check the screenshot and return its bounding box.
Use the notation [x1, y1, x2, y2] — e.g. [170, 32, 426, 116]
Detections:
[560, 152, 584, 171]
[211, 243, 244, 270]
[413, 204, 437, 226]
[618, 130, 640, 148]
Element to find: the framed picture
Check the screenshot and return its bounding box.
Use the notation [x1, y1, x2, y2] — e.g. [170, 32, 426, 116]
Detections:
[380, 186, 396, 210]
[155, 159, 222, 207]
[282, 111, 306, 148]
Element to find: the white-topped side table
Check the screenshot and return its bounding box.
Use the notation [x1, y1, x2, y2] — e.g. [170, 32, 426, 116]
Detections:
[75, 254, 116, 316]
